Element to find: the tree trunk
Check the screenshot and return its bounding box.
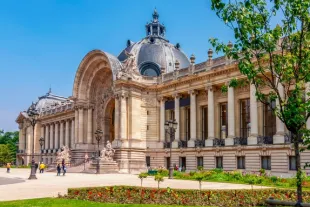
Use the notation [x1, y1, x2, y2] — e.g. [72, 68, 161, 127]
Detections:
[141, 179, 143, 187]
[158, 182, 160, 189]
[293, 132, 303, 206]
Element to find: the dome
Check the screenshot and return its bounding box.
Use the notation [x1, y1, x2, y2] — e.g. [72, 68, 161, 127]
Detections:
[117, 10, 190, 76]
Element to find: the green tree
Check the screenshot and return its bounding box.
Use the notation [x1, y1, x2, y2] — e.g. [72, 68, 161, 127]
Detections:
[0, 144, 13, 165]
[154, 174, 164, 189]
[0, 131, 19, 163]
[138, 172, 148, 187]
[210, 0, 310, 205]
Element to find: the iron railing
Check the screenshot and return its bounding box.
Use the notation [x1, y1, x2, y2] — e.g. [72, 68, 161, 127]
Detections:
[213, 138, 225, 147]
[257, 135, 273, 145]
[284, 133, 303, 144]
[195, 140, 205, 148]
[163, 142, 171, 148]
[233, 137, 248, 145]
[178, 140, 188, 148]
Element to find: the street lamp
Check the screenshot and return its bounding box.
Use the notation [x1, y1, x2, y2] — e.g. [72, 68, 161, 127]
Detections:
[39, 137, 45, 163]
[94, 129, 103, 174]
[165, 119, 177, 179]
[27, 103, 39, 180]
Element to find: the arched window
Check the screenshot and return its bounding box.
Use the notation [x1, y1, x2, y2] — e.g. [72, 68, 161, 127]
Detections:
[139, 62, 161, 77]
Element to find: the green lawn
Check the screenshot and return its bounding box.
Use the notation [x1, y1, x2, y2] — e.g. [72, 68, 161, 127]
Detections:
[0, 198, 213, 207]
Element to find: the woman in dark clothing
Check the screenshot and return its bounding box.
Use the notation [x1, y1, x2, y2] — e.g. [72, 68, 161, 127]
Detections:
[56, 164, 61, 176]
[62, 163, 66, 176]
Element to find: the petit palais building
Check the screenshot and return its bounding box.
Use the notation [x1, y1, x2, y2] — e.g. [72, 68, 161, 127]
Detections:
[16, 11, 310, 174]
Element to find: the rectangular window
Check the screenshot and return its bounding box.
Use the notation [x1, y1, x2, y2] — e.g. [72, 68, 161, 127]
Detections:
[264, 101, 276, 137]
[261, 156, 271, 170]
[146, 156, 151, 167]
[216, 157, 223, 169]
[237, 156, 245, 169]
[289, 156, 297, 170]
[201, 107, 208, 140]
[197, 157, 203, 169]
[220, 103, 228, 138]
[179, 157, 186, 171]
[240, 99, 250, 138]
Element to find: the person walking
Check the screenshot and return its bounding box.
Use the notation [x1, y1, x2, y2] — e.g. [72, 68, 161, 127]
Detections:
[56, 164, 61, 176]
[39, 162, 45, 173]
[62, 163, 66, 176]
[6, 163, 11, 173]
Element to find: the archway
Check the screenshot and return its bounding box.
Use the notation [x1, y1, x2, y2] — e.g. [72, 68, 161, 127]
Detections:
[103, 98, 115, 143]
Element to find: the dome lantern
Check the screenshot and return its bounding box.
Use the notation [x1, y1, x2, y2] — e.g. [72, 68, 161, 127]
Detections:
[145, 9, 166, 38]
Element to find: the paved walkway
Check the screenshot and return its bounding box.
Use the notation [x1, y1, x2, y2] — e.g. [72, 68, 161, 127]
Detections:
[0, 169, 268, 201]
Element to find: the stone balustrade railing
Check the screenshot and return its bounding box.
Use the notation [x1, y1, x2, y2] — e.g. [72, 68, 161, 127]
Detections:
[41, 101, 74, 116]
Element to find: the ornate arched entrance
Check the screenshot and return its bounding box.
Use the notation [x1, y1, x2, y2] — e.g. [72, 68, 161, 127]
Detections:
[73, 50, 121, 146]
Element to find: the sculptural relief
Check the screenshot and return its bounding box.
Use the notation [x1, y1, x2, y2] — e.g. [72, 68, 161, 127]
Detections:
[100, 141, 116, 161]
[56, 146, 71, 163]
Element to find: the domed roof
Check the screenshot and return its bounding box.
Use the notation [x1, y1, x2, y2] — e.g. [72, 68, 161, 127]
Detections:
[118, 10, 190, 76]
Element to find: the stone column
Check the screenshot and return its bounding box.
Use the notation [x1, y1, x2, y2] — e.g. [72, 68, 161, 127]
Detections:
[54, 122, 59, 150]
[65, 120, 70, 147]
[74, 109, 79, 144]
[112, 95, 120, 147]
[248, 84, 259, 145]
[45, 125, 49, 150]
[274, 83, 285, 143]
[87, 106, 93, 144]
[226, 85, 235, 146]
[188, 90, 198, 147]
[78, 106, 84, 143]
[120, 93, 127, 140]
[49, 123, 54, 152]
[160, 97, 166, 144]
[172, 94, 180, 148]
[71, 119, 75, 148]
[60, 121, 64, 147]
[206, 85, 215, 146]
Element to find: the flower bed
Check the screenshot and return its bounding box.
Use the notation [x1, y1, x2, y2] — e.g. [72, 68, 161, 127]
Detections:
[153, 168, 310, 188]
[64, 186, 310, 207]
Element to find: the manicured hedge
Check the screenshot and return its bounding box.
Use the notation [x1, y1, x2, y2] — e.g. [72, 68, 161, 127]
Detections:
[65, 186, 310, 207]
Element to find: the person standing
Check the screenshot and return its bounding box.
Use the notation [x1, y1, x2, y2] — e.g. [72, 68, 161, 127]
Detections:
[39, 162, 45, 173]
[6, 163, 11, 173]
[56, 164, 61, 176]
[62, 163, 66, 176]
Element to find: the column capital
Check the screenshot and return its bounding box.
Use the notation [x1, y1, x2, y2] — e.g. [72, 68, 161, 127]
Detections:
[158, 96, 167, 102]
[188, 89, 198, 96]
[173, 93, 181, 99]
[205, 84, 216, 92]
[87, 103, 95, 110]
[115, 92, 128, 99]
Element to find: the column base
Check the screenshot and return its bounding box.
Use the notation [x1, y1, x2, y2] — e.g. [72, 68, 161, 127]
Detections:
[225, 137, 234, 146]
[205, 138, 214, 147]
[248, 136, 258, 145]
[187, 140, 195, 148]
[273, 134, 285, 144]
[172, 141, 179, 148]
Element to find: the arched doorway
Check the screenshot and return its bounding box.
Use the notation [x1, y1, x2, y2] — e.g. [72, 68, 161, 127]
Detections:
[103, 98, 115, 143]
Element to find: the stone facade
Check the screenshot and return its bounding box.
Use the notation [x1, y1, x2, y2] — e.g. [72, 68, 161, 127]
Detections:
[16, 10, 310, 175]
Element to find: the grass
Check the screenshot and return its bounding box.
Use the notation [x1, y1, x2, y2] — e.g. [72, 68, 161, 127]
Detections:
[0, 198, 214, 207]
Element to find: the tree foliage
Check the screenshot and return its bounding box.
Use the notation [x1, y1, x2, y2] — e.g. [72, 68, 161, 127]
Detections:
[210, 0, 310, 205]
[0, 130, 19, 164]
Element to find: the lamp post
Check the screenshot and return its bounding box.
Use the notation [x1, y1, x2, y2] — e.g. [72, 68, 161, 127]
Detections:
[164, 119, 178, 179]
[39, 137, 45, 163]
[94, 129, 103, 174]
[27, 103, 39, 180]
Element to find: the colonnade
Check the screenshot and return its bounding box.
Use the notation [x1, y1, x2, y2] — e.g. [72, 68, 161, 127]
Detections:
[42, 118, 75, 152]
[160, 83, 286, 147]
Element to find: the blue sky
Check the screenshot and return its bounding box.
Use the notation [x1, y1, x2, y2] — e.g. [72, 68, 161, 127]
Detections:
[0, 0, 279, 131]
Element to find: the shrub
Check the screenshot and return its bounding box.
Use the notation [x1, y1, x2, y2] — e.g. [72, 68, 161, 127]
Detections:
[138, 173, 148, 187]
[157, 169, 168, 176]
[154, 174, 164, 189]
[65, 186, 310, 206]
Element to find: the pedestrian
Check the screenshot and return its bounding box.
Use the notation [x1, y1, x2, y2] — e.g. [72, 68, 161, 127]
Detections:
[62, 163, 66, 176]
[56, 164, 61, 176]
[6, 163, 11, 173]
[39, 162, 45, 173]
[35, 162, 38, 173]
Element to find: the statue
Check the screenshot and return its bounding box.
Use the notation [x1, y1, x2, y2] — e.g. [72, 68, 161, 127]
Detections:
[99, 141, 115, 161]
[56, 146, 71, 164]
